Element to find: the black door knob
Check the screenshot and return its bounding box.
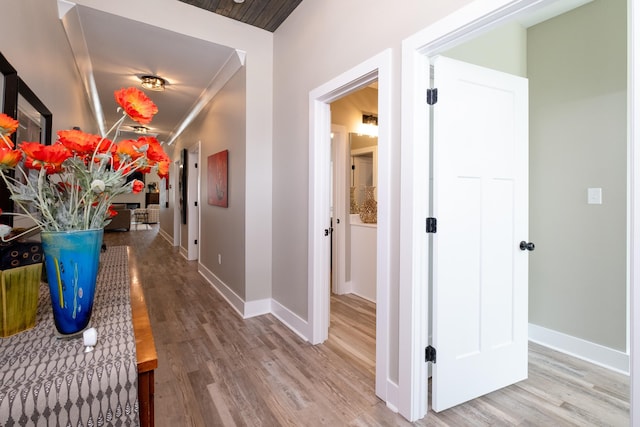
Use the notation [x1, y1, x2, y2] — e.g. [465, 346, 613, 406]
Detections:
[520, 241, 535, 251]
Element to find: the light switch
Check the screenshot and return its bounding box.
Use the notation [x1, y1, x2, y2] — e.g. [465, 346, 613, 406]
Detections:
[588, 187, 602, 205]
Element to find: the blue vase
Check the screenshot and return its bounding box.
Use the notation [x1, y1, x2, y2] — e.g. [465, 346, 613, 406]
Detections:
[40, 228, 104, 336]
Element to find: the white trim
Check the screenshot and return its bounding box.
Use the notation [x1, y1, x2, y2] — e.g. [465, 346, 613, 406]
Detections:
[308, 49, 393, 402]
[271, 299, 310, 342]
[529, 324, 630, 375]
[158, 228, 173, 245]
[401, 0, 638, 421]
[198, 262, 244, 318]
[244, 298, 271, 318]
[630, 0, 640, 424]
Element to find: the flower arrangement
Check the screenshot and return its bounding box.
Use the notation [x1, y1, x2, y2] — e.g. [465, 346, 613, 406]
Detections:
[0, 87, 170, 233]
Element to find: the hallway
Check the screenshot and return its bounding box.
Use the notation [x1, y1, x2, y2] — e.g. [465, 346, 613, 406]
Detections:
[105, 227, 629, 426]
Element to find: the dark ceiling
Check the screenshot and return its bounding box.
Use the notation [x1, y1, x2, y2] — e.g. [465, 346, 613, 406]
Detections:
[178, 0, 304, 32]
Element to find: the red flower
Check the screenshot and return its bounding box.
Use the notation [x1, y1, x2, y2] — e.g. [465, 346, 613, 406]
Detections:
[20, 142, 72, 174]
[116, 139, 145, 160]
[140, 136, 170, 163]
[0, 113, 19, 139]
[0, 146, 22, 168]
[131, 179, 145, 194]
[57, 129, 101, 155]
[114, 88, 158, 125]
[157, 161, 169, 179]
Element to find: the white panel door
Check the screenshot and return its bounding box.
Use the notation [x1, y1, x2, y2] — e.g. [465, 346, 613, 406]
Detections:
[431, 56, 529, 412]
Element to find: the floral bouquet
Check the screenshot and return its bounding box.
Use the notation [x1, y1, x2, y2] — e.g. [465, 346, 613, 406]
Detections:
[0, 87, 170, 233]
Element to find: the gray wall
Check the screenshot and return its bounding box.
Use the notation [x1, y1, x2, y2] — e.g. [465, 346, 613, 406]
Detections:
[528, 0, 627, 350]
[173, 68, 247, 299]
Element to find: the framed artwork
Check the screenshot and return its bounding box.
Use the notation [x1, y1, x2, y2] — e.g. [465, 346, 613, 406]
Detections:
[208, 150, 228, 207]
[179, 149, 187, 224]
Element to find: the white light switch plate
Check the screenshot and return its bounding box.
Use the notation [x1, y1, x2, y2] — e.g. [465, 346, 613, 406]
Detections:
[588, 187, 602, 205]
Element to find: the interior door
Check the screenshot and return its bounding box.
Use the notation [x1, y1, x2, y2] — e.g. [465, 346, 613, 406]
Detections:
[431, 56, 529, 412]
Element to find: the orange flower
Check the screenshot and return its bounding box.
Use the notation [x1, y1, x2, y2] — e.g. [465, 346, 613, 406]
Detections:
[20, 142, 72, 173]
[116, 139, 145, 160]
[0, 113, 19, 138]
[157, 160, 169, 179]
[114, 88, 158, 125]
[0, 146, 22, 168]
[107, 205, 118, 218]
[140, 136, 170, 163]
[57, 129, 102, 155]
[131, 179, 145, 194]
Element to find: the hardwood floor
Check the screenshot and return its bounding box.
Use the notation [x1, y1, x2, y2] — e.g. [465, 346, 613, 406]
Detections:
[105, 227, 630, 426]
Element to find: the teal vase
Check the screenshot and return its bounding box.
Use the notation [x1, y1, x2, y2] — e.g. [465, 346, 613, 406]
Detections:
[40, 228, 103, 336]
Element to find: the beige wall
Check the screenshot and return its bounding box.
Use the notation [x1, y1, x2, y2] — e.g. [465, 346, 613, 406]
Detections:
[1, 1, 96, 135]
[528, 0, 627, 350]
[176, 68, 248, 299]
[443, 21, 528, 77]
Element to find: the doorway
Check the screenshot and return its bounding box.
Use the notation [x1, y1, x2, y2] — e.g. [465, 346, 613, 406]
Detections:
[308, 49, 392, 402]
[399, 0, 635, 421]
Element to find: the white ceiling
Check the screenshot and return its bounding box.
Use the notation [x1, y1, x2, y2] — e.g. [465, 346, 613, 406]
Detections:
[59, 3, 240, 145]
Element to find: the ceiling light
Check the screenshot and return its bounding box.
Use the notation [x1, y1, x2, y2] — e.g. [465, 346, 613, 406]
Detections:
[234, 0, 245, 3]
[132, 125, 150, 134]
[140, 75, 166, 91]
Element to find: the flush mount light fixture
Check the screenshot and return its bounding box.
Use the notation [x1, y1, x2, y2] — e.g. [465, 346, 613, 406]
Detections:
[139, 75, 166, 91]
[233, 0, 245, 3]
[362, 114, 378, 126]
[132, 125, 150, 134]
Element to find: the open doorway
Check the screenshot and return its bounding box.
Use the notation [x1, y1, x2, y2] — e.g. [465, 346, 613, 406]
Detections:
[401, 2, 629, 422]
[328, 84, 379, 375]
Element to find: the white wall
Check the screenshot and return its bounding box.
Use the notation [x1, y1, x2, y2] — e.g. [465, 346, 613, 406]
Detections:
[1, 1, 96, 135]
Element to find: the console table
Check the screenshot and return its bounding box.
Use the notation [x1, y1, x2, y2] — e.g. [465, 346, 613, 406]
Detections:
[0, 246, 157, 427]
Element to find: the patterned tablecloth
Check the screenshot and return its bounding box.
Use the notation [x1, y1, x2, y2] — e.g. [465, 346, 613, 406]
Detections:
[0, 246, 139, 426]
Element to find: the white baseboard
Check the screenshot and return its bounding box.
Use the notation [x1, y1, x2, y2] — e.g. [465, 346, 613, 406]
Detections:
[271, 299, 310, 342]
[198, 262, 244, 318]
[528, 323, 629, 375]
[244, 299, 271, 318]
[158, 228, 173, 245]
[179, 246, 188, 260]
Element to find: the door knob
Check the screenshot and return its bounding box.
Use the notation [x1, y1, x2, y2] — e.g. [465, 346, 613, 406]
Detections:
[519, 241, 535, 251]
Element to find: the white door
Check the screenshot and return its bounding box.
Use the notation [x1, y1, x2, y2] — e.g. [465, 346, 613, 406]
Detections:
[431, 56, 529, 412]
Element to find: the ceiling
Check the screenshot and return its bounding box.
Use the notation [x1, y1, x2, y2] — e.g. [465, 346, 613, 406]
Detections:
[58, 2, 248, 146]
[178, 0, 304, 32]
[56, 0, 589, 150]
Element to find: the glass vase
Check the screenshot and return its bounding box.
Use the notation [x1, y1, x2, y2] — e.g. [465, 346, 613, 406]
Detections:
[40, 228, 103, 336]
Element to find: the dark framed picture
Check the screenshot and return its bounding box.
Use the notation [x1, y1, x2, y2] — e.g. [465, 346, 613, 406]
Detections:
[179, 148, 187, 224]
[208, 150, 228, 207]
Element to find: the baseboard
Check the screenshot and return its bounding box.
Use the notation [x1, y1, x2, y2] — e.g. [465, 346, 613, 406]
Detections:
[244, 299, 271, 319]
[198, 262, 244, 318]
[271, 299, 310, 342]
[528, 323, 629, 375]
[158, 228, 173, 245]
[179, 246, 188, 260]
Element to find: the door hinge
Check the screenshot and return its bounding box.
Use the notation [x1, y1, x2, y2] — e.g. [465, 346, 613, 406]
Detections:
[427, 88, 438, 105]
[425, 345, 436, 363]
[195, 163, 198, 168]
[194, 201, 198, 207]
[194, 239, 198, 245]
[426, 217, 437, 233]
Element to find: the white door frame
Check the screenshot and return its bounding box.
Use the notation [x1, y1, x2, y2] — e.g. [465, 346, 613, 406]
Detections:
[331, 124, 348, 295]
[399, 0, 639, 421]
[309, 49, 393, 402]
[187, 141, 201, 261]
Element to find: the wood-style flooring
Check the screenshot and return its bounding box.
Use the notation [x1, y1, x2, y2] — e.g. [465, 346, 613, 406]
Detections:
[105, 226, 630, 426]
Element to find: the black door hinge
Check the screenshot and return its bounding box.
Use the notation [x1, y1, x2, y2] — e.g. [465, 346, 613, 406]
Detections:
[426, 217, 437, 233]
[427, 88, 438, 105]
[195, 163, 198, 168]
[425, 345, 436, 363]
[194, 239, 198, 245]
[195, 201, 198, 207]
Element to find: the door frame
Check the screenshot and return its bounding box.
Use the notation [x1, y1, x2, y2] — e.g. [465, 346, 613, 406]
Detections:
[399, 0, 639, 421]
[331, 124, 348, 295]
[186, 141, 201, 261]
[308, 49, 392, 402]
